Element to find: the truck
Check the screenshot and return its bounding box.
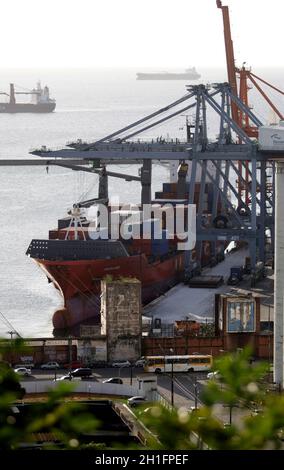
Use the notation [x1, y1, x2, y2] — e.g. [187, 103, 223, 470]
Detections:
[227, 266, 244, 285]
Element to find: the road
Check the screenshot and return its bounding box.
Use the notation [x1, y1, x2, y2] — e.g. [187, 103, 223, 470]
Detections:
[20, 367, 260, 427]
[21, 366, 208, 410]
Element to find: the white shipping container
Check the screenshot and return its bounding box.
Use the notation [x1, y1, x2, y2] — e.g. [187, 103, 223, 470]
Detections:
[259, 122, 284, 151]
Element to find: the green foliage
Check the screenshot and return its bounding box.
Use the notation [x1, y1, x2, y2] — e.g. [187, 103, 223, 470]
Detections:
[0, 357, 99, 450]
[202, 347, 268, 407]
[22, 384, 100, 449]
[1, 344, 284, 450]
[141, 348, 284, 450]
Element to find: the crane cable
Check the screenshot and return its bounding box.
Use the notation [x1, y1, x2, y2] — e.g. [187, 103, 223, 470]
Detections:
[0, 309, 22, 338]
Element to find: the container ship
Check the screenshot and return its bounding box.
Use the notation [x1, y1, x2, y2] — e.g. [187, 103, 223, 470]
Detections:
[136, 67, 201, 80]
[0, 82, 56, 113]
[26, 178, 224, 332]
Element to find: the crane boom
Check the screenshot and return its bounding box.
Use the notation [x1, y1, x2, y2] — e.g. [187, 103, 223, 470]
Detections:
[216, 0, 239, 124]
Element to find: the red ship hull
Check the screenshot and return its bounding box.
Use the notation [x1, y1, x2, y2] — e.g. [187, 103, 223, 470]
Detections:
[35, 252, 185, 329]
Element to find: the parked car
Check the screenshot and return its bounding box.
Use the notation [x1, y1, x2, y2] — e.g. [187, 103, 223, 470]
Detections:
[103, 377, 123, 385]
[135, 359, 146, 367]
[14, 367, 32, 377]
[54, 374, 83, 382]
[55, 374, 73, 381]
[112, 360, 131, 368]
[127, 396, 147, 407]
[40, 362, 60, 370]
[71, 367, 92, 377]
[13, 363, 35, 369]
[207, 371, 221, 380]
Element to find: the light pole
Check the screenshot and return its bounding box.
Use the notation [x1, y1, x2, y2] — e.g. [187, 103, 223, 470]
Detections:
[223, 403, 239, 425]
[229, 405, 233, 425]
[6, 331, 16, 366]
[170, 348, 174, 407]
[194, 376, 198, 409]
[158, 344, 175, 407]
[158, 343, 166, 373]
[68, 336, 72, 380]
[170, 360, 174, 407]
[7, 331, 16, 341]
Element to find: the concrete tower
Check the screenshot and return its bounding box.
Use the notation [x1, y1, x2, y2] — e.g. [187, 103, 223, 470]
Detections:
[274, 161, 284, 386]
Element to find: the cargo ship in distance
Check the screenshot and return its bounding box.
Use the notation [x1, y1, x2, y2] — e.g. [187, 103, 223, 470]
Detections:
[0, 82, 56, 113]
[136, 67, 201, 80]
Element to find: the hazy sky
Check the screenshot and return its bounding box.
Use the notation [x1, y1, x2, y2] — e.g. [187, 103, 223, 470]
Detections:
[1, 0, 284, 68]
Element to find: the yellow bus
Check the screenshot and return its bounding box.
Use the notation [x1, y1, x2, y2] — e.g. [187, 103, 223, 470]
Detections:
[143, 354, 213, 374]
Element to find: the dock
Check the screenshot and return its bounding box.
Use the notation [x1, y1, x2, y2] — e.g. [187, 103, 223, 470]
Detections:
[144, 249, 273, 325]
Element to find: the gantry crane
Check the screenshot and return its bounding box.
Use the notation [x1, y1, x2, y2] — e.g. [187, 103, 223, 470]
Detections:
[217, 0, 284, 136]
[217, 0, 284, 205]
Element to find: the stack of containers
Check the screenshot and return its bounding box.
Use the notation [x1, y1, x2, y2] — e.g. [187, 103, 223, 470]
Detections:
[151, 229, 169, 257]
[154, 182, 219, 214]
[123, 220, 152, 255]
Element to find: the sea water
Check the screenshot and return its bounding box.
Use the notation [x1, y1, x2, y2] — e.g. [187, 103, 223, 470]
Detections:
[0, 67, 282, 337]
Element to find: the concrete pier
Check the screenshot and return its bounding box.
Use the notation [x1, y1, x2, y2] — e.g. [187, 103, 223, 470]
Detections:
[274, 161, 284, 386]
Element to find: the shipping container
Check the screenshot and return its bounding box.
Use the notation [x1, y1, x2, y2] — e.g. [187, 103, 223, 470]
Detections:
[49, 230, 59, 240]
[58, 217, 72, 230]
[131, 238, 152, 256]
[151, 244, 169, 256]
[259, 122, 284, 151]
[151, 235, 169, 256]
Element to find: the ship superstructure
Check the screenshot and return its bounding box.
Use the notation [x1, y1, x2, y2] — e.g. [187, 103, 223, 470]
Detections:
[0, 82, 56, 113]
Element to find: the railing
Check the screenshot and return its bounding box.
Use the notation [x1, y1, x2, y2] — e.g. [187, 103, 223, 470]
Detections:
[66, 138, 188, 146]
[29, 146, 71, 154]
[151, 389, 209, 449]
[151, 389, 173, 411]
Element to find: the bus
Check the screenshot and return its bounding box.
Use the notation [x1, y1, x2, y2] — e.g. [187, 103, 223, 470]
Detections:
[143, 355, 213, 373]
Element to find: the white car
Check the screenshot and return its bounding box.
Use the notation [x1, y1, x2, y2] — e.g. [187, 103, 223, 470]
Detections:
[14, 363, 34, 369]
[40, 361, 60, 370]
[111, 360, 131, 368]
[127, 396, 147, 407]
[54, 375, 78, 381]
[103, 377, 123, 385]
[14, 367, 32, 377]
[207, 371, 221, 380]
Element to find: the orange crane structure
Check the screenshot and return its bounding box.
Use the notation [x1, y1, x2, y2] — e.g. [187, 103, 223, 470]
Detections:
[217, 0, 284, 135]
[217, 0, 284, 202]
